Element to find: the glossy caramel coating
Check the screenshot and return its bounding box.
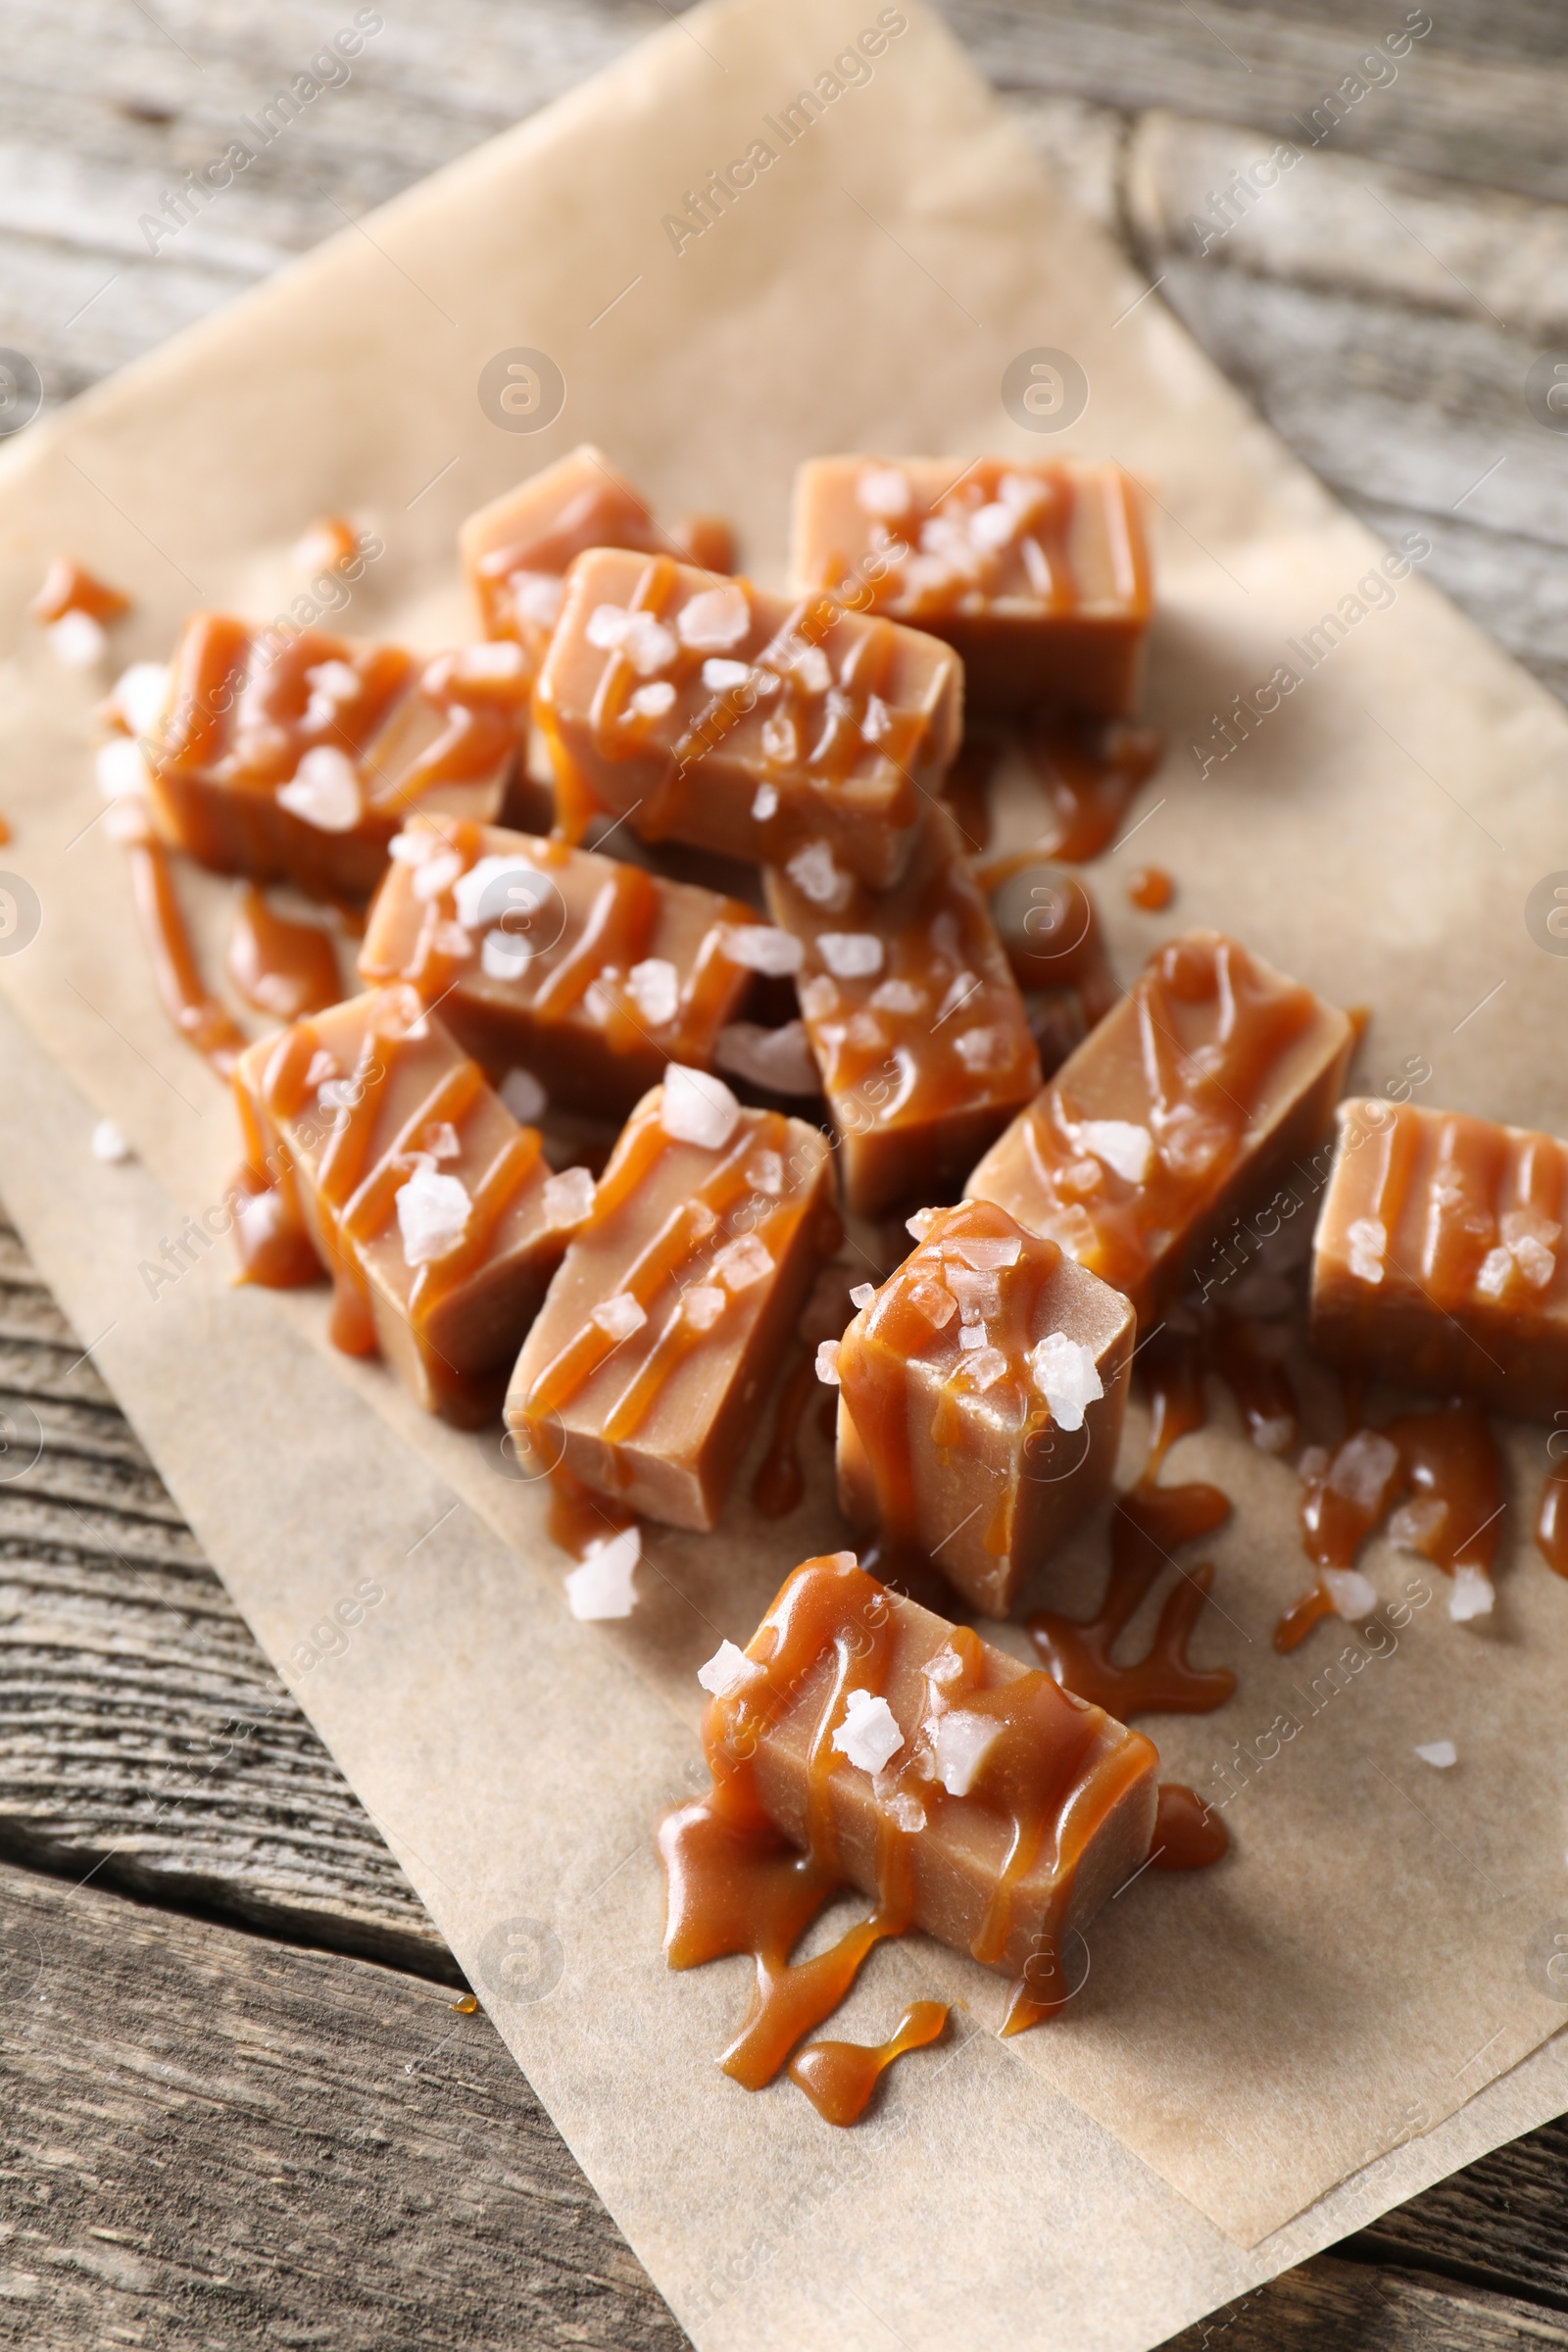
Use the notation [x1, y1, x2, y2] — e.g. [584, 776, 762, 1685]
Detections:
[533, 546, 961, 889]
[834, 1200, 1134, 1616]
[968, 931, 1352, 1326]
[791, 457, 1152, 715]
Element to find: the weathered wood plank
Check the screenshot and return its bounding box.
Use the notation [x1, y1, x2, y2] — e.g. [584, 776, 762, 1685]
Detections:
[1160, 2253, 1568, 2350]
[0, 1856, 684, 2351]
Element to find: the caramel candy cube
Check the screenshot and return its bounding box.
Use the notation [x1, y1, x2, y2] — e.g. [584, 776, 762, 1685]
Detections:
[694, 1550, 1158, 1990]
[764, 805, 1041, 1218]
[1311, 1099, 1568, 1419]
[358, 814, 777, 1119]
[968, 931, 1353, 1326]
[127, 615, 523, 901]
[533, 546, 961, 888]
[233, 985, 584, 1425]
[791, 457, 1152, 716]
[460, 442, 732, 673]
[831, 1200, 1134, 1615]
[507, 1071, 838, 1531]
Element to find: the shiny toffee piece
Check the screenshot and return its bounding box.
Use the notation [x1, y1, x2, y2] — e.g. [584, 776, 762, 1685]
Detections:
[765, 804, 1041, 1219]
[831, 1200, 1135, 1616]
[660, 1550, 1161, 2076]
[506, 1071, 840, 1531]
[358, 813, 780, 1119]
[790, 456, 1152, 715]
[460, 441, 733, 675]
[1311, 1097, 1568, 1421]
[232, 984, 589, 1426]
[968, 930, 1353, 1327]
[109, 613, 526, 902]
[532, 545, 962, 889]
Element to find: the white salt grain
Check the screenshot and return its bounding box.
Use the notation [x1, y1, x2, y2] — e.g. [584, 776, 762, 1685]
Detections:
[786, 840, 852, 911]
[850, 1283, 876, 1310]
[697, 1638, 756, 1697]
[564, 1525, 641, 1621]
[815, 1340, 842, 1386]
[453, 855, 545, 933]
[95, 738, 151, 801]
[1415, 1740, 1458, 1769]
[482, 932, 533, 981]
[684, 1285, 727, 1332]
[660, 1063, 741, 1151]
[1328, 1430, 1399, 1510]
[715, 1234, 773, 1293]
[1080, 1120, 1153, 1186]
[110, 661, 171, 738]
[751, 782, 780, 822]
[1448, 1565, 1495, 1622]
[930, 1711, 999, 1798]
[1028, 1332, 1103, 1431]
[627, 956, 680, 1027]
[542, 1166, 595, 1228]
[677, 583, 751, 652]
[499, 1067, 548, 1124]
[276, 746, 362, 833]
[816, 932, 884, 981]
[90, 1119, 130, 1163]
[701, 658, 752, 692]
[628, 680, 677, 719]
[49, 610, 107, 668]
[718, 924, 803, 977]
[832, 1690, 904, 1775]
[594, 1294, 647, 1343]
[395, 1165, 470, 1267]
[1347, 1216, 1387, 1285]
[1322, 1566, 1379, 1622]
[857, 466, 912, 519]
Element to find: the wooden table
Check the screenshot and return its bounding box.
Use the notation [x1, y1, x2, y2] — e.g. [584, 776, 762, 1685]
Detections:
[4, 4, 1568, 2343]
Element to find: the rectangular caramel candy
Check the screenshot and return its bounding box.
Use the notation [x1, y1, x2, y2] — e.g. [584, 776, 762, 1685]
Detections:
[357, 814, 776, 1118]
[967, 930, 1353, 1326]
[833, 1200, 1134, 1616]
[1311, 1098, 1568, 1418]
[791, 456, 1152, 716]
[764, 804, 1041, 1218]
[506, 1072, 838, 1530]
[233, 985, 585, 1424]
[131, 614, 523, 900]
[533, 545, 961, 888]
[460, 441, 733, 674]
[702, 1551, 1157, 1984]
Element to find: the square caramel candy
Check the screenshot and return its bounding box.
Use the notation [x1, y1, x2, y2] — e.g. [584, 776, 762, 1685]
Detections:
[506, 1070, 838, 1531]
[124, 613, 523, 901]
[1311, 1099, 1568, 1419]
[358, 814, 788, 1119]
[763, 805, 1041, 1219]
[693, 1551, 1158, 1991]
[967, 930, 1352, 1327]
[532, 545, 961, 889]
[232, 985, 586, 1425]
[460, 442, 733, 676]
[791, 457, 1152, 716]
[831, 1201, 1134, 1616]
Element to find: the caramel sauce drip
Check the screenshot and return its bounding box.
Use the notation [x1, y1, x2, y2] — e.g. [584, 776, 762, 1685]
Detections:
[1020, 933, 1320, 1308]
[1536, 1469, 1568, 1578]
[1348, 1098, 1568, 1318]
[226, 884, 343, 1020]
[660, 1554, 1163, 2104]
[753, 1348, 817, 1518]
[1152, 1781, 1229, 1869]
[788, 2000, 949, 2127]
[1025, 717, 1163, 861]
[1028, 1326, 1238, 1718]
[30, 557, 129, 624]
[125, 832, 248, 1076]
[1128, 864, 1173, 911]
[938, 730, 1002, 854]
[226, 1162, 322, 1289]
[545, 1463, 638, 1560]
[1276, 1402, 1505, 1651]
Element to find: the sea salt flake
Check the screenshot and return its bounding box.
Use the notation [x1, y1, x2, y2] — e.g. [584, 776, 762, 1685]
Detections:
[947, 1238, 1022, 1272]
[718, 924, 802, 976]
[512, 572, 564, 629]
[815, 1340, 842, 1386]
[857, 466, 913, 519]
[961, 1346, 1007, 1391]
[594, 1294, 647, 1344]
[1448, 1564, 1494, 1622]
[627, 956, 680, 1027]
[586, 604, 677, 675]
[677, 583, 751, 652]
[702, 658, 752, 691]
[930, 1710, 999, 1798]
[305, 659, 360, 705]
[1327, 1429, 1399, 1511]
[1415, 1740, 1458, 1769]
[715, 1235, 773, 1293]
[761, 713, 798, 764]
[541, 1166, 595, 1228]
[745, 1151, 784, 1197]
[90, 1119, 130, 1163]
[816, 932, 884, 981]
[482, 932, 533, 981]
[955, 1026, 1004, 1072]
[660, 1063, 741, 1150]
[957, 1324, 990, 1351]
[849, 1283, 876, 1310]
[786, 840, 852, 910]
[968, 502, 1016, 551]
[1080, 1119, 1152, 1186]
[317, 1077, 360, 1112]
[1347, 1216, 1387, 1285]
[1387, 1495, 1447, 1555]
[395, 1165, 470, 1267]
[49, 609, 107, 667]
[684, 1284, 727, 1332]
[412, 849, 465, 903]
[799, 976, 839, 1022]
[96, 738, 151, 800]
[564, 1525, 641, 1621]
[934, 969, 980, 1025]
[925, 1646, 963, 1686]
[888, 1792, 926, 1834]
[1513, 1234, 1556, 1290]
[419, 1121, 462, 1162]
[907, 1277, 956, 1330]
[832, 1690, 904, 1774]
[451, 639, 526, 681]
[1028, 1332, 1103, 1431]
[305, 1050, 340, 1090]
[110, 661, 170, 737]
[698, 1638, 757, 1697]
[628, 679, 676, 719]
[751, 782, 779, 821]
[499, 1067, 548, 1124]
[870, 978, 923, 1014]
[276, 745, 362, 833]
[1322, 1566, 1378, 1622]
[906, 1209, 939, 1242]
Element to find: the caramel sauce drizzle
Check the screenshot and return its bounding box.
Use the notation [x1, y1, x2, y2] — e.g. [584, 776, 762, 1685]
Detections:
[30, 557, 129, 624]
[124, 828, 248, 1076]
[1017, 934, 1319, 1312]
[753, 1347, 818, 1518]
[1128, 865, 1174, 911]
[1151, 1780, 1229, 1869]
[226, 884, 343, 1020]
[788, 2000, 949, 2127]
[1024, 717, 1163, 862]
[817, 460, 1082, 624]
[1276, 1402, 1505, 1652]
[938, 729, 1003, 854]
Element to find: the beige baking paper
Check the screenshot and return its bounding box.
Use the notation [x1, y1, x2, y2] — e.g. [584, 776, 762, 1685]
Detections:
[2, 0, 1568, 2331]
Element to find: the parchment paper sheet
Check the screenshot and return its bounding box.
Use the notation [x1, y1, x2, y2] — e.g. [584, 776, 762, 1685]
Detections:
[3, 0, 1568, 2338]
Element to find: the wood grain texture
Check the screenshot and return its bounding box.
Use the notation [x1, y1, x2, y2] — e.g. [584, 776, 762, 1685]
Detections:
[0, 1856, 682, 2351]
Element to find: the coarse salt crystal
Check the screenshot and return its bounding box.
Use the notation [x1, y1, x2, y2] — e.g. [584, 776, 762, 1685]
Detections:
[628, 680, 677, 719]
[816, 932, 884, 981]
[906, 1208, 938, 1242]
[1080, 1120, 1153, 1186]
[752, 782, 779, 822]
[305, 659, 360, 705]
[1448, 1564, 1494, 1622]
[745, 1150, 784, 1197]
[832, 1689, 905, 1774]
[850, 1282, 876, 1310]
[761, 712, 798, 764]
[960, 1346, 1007, 1391]
[454, 855, 549, 934]
[1028, 1332, 1103, 1431]
[967, 501, 1016, 551]
[786, 840, 852, 910]
[1347, 1216, 1387, 1285]
[1327, 1429, 1399, 1511]
[594, 1293, 647, 1344]
[660, 1062, 741, 1150]
[1322, 1566, 1379, 1622]
[276, 745, 362, 832]
[627, 956, 680, 1027]
[677, 582, 751, 652]
[420, 1121, 462, 1162]
[110, 661, 171, 737]
[482, 932, 533, 981]
[870, 978, 923, 1014]
[907, 1277, 956, 1330]
[412, 849, 465, 903]
[305, 1050, 340, 1090]
[815, 1339, 842, 1386]
[395, 1164, 470, 1267]
[957, 1324, 990, 1351]
[684, 1284, 727, 1332]
[512, 572, 564, 628]
[887, 1791, 926, 1833]
[955, 1027, 1004, 1072]
[387, 831, 425, 864]
[799, 976, 839, 1023]
[90, 1118, 130, 1163]
[542, 1166, 595, 1228]
[586, 604, 677, 675]
[702, 658, 752, 692]
[49, 610, 107, 668]
[499, 1067, 548, 1124]
[857, 466, 913, 519]
[450, 639, 526, 682]
[698, 1638, 757, 1697]
[715, 1234, 773, 1293]
[934, 969, 979, 1025]
[718, 924, 803, 977]
[930, 1710, 999, 1798]
[318, 1077, 361, 1113]
[946, 1237, 1022, 1272]
[1387, 1495, 1447, 1555]
[564, 1525, 641, 1621]
[1415, 1740, 1458, 1769]
[95, 738, 150, 800]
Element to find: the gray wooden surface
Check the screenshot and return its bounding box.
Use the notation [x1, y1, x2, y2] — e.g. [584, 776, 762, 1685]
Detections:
[4, 3, 1568, 2347]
